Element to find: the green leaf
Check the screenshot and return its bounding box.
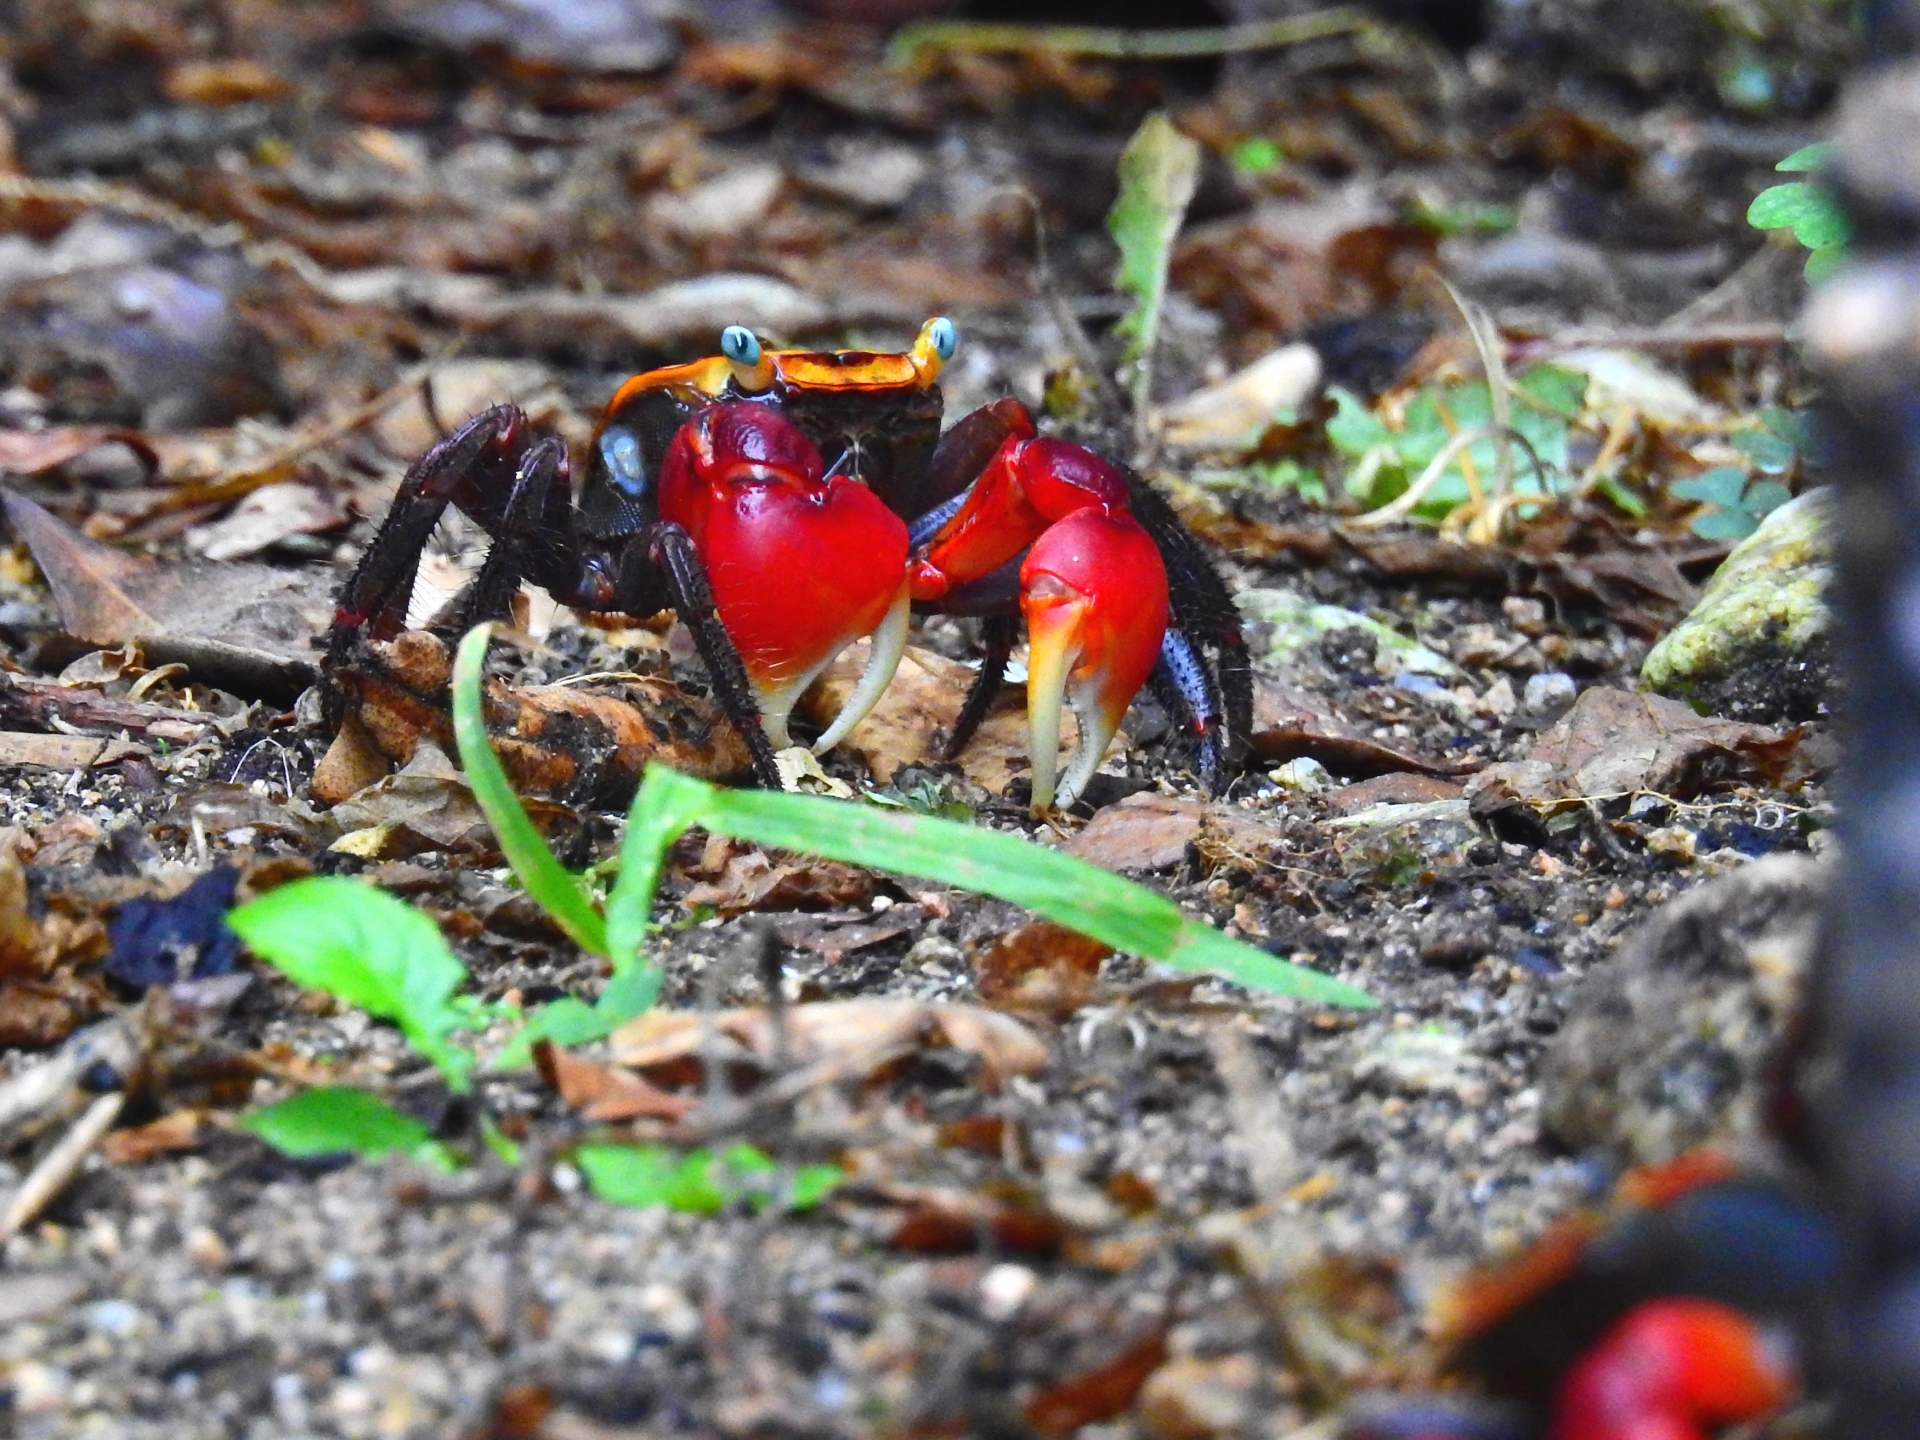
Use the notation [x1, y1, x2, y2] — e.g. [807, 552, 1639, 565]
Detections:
[1108, 112, 1200, 365]
[1776, 142, 1831, 173]
[1251, 458, 1328, 506]
[1228, 136, 1282, 175]
[650, 765, 1372, 1008]
[1746, 182, 1851, 252]
[575, 1142, 841, 1214]
[1743, 480, 1793, 516]
[1759, 406, 1816, 451]
[228, 878, 475, 1092]
[1690, 506, 1760, 542]
[494, 964, 663, 1071]
[1593, 472, 1648, 519]
[1671, 466, 1751, 509]
[1804, 244, 1847, 282]
[604, 764, 710, 981]
[451, 624, 608, 959]
[1325, 386, 1391, 458]
[241, 1087, 454, 1172]
[1731, 427, 1796, 474]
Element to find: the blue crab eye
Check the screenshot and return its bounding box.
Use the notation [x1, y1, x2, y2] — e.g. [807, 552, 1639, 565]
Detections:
[721, 325, 761, 366]
[600, 426, 647, 498]
[929, 316, 957, 361]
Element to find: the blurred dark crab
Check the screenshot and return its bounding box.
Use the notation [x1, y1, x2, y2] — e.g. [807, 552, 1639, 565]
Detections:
[325, 318, 1251, 810]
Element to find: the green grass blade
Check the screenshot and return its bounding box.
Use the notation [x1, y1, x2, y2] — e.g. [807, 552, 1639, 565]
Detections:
[658, 765, 1372, 1007]
[605, 765, 711, 979]
[451, 624, 608, 958]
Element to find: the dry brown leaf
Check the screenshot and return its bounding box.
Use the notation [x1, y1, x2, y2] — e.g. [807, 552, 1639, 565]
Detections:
[1065, 792, 1206, 873]
[1024, 1331, 1171, 1437]
[1327, 773, 1465, 814]
[802, 641, 1065, 795]
[973, 920, 1112, 1020]
[855, 1182, 1069, 1256]
[100, 1109, 204, 1166]
[0, 732, 147, 772]
[0, 847, 38, 977]
[609, 999, 1048, 1088]
[5, 493, 331, 697]
[1253, 678, 1478, 779]
[185, 481, 347, 562]
[682, 848, 875, 916]
[329, 629, 754, 808]
[0, 976, 103, 1049]
[1467, 687, 1800, 813]
[328, 741, 512, 856]
[533, 1041, 694, 1123]
[0, 427, 156, 476]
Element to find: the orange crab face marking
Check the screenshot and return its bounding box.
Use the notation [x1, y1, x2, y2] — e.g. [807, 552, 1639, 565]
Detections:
[601, 316, 954, 428]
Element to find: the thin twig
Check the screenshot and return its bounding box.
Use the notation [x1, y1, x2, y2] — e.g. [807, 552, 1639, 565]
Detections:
[890, 9, 1372, 65]
[1507, 322, 1790, 366]
[144, 343, 467, 515]
[0, 172, 330, 289]
[1, 1091, 124, 1240]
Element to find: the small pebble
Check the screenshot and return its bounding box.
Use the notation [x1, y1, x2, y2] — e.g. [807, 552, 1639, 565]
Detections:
[1522, 671, 1577, 715]
[978, 1263, 1037, 1322]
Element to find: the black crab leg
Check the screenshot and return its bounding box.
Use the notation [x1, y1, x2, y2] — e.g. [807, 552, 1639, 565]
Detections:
[642, 521, 785, 789]
[447, 437, 573, 633]
[941, 614, 1017, 763]
[330, 405, 527, 659]
[1124, 472, 1252, 788]
[1150, 628, 1231, 794]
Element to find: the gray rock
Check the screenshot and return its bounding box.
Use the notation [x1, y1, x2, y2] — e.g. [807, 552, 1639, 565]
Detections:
[1540, 854, 1825, 1162]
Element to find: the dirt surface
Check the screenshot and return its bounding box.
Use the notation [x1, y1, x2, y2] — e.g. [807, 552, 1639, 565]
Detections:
[0, 4, 1850, 1438]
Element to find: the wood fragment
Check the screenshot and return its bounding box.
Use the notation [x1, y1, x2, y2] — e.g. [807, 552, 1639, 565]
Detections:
[0, 731, 146, 771]
[1, 1091, 125, 1240]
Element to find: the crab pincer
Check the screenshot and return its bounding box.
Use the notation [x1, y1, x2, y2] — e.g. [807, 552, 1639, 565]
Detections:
[657, 402, 911, 754]
[909, 403, 1169, 811]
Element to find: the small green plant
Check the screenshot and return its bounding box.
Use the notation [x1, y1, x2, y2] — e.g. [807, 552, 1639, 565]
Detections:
[226, 623, 1373, 1200]
[1228, 136, 1282, 176]
[575, 1143, 843, 1214]
[1109, 111, 1201, 435]
[1668, 407, 1805, 542]
[1248, 458, 1329, 506]
[453, 624, 1372, 1008]
[1327, 366, 1584, 520]
[240, 1086, 460, 1174]
[1670, 468, 1792, 542]
[1747, 143, 1850, 280]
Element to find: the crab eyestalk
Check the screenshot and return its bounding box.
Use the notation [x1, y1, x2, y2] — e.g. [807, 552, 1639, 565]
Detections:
[658, 402, 911, 754]
[1021, 511, 1169, 811]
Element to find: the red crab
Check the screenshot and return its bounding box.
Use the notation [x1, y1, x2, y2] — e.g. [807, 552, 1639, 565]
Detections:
[1345, 1151, 1827, 1440]
[327, 318, 1250, 810]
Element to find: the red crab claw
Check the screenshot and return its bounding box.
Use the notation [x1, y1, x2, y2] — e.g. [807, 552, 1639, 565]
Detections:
[659, 402, 910, 752]
[1021, 510, 1169, 811]
[910, 411, 1169, 810]
[1547, 1299, 1795, 1440]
